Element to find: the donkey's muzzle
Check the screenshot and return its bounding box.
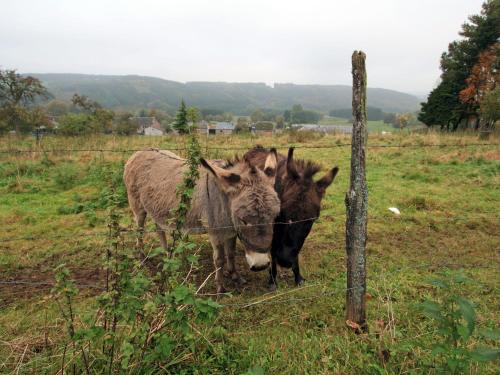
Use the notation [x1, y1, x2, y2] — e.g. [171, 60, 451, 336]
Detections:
[245, 251, 271, 271]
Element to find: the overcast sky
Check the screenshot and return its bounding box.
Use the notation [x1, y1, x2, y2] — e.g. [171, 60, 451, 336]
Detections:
[0, 0, 485, 94]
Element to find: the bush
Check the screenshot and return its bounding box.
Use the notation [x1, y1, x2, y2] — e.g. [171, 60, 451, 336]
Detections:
[420, 271, 500, 373]
[57, 113, 96, 136]
[49, 133, 223, 372]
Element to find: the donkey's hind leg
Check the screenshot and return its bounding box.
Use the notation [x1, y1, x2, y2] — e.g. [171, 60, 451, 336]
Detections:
[134, 210, 147, 249]
[224, 237, 246, 286]
[155, 223, 170, 254]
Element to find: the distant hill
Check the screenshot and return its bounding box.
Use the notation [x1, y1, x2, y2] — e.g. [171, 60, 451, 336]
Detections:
[30, 73, 421, 114]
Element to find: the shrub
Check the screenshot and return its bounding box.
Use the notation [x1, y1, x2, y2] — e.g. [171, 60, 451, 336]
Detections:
[420, 271, 500, 373]
[57, 113, 96, 136]
[50, 132, 222, 372]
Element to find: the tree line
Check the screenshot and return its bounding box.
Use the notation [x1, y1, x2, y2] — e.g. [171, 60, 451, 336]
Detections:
[0, 70, 330, 136]
[0, 71, 220, 136]
[419, 0, 499, 131]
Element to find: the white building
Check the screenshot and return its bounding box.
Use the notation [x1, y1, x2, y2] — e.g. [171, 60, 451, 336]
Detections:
[132, 117, 164, 136]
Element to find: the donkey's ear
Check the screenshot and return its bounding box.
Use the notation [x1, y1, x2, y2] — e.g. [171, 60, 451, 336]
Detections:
[316, 167, 339, 196]
[263, 148, 278, 177]
[200, 158, 241, 186]
[286, 147, 299, 179]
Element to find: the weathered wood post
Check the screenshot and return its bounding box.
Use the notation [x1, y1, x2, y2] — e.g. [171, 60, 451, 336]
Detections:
[345, 51, 368, 332]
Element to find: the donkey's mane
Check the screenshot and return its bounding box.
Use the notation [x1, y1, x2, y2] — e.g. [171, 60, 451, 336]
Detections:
[291, 158, 321, 180]
[247, 145, 321, 180]
[222, 155, 241, 169]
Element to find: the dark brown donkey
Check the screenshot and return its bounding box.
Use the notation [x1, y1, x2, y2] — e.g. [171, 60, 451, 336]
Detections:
[244, 146, 338, 289]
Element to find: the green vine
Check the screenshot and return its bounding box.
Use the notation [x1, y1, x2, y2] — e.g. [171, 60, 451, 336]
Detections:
[51, 133, 221, 373]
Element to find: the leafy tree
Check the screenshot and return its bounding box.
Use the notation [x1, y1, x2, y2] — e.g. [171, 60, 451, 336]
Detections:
[283, 109, 291, 123]
[186, 106, 200, 125]
[275, 115, 285, 129]
[479, 86, 500, 128]
[148, 108, 171, 124]
[72, 93, 114, 133]
[172, 99, 189, 134]
[114, 112, 137, 135]
[383, 112, 397, 125]
[419, 1, 500, 130]
[58, 113, 94, 135]
[250, 109, 264, 123]
[459, 43, 499, 129]
[394, 113, 415, 129]
[72, 93, 101, 112]
[235, 117, 249, 133]
[288, 104, 322, 124]
[26, 107, 51, 130]
[420, 79, 464, 129]
[0, 69, 49, 133]
[45, 99, 71, 116]
[222, 112, 234, 122]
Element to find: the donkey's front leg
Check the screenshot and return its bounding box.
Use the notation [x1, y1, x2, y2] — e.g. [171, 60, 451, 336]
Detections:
[209, 238, 226, 294]
[268, 256, 278, 290]
[292, 258, 305, 286]
[224, 237, 246, 285]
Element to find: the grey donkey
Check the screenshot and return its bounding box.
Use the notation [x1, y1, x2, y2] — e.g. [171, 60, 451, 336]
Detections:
[123, 148, 281, 293]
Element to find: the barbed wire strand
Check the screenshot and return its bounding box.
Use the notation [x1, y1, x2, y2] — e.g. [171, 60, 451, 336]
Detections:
[1, 212, 498, 244]
[0, 142, 498, 155]
[1, 261, 497, 309]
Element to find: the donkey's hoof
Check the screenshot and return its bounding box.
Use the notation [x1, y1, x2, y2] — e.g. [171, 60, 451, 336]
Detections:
[216, 286, 227, 294]
[234, 276, 247, 285]
[295, 278, 305, 287]
[267, 282, 277, 291]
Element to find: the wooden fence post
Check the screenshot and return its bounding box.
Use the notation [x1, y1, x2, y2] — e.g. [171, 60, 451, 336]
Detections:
[345, 51, 368, 332]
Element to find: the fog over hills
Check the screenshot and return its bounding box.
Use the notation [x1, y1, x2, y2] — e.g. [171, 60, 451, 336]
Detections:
[31, 73, 421, 114]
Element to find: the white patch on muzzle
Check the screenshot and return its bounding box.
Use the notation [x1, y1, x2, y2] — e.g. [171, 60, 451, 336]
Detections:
[245, 251, 271, 271]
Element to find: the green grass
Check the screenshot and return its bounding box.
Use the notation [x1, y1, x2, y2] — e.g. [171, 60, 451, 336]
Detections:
[0, 132, 499, 373]
[318, 116, 351, 125]
[366, 120, 396, 132]
[318, 116, 396, 133]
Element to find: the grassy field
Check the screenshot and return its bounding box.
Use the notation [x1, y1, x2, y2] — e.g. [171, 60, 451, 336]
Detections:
[0, 131, 499, 373]
[319, 116, 396, 133]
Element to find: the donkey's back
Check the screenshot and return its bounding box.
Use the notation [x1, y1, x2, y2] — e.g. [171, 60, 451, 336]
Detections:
[124, 149, 186, 227]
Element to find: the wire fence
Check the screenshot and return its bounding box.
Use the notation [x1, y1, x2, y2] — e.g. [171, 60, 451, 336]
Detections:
[0, 141, 498, 310]
[1, 260, 498, 310]
[1, 212, 498, 244]
[0, 142, 498, 155]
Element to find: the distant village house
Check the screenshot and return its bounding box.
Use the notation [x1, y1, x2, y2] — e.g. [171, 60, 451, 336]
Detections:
[196, 121, 234, 135]
[132, 116, 164, 136]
